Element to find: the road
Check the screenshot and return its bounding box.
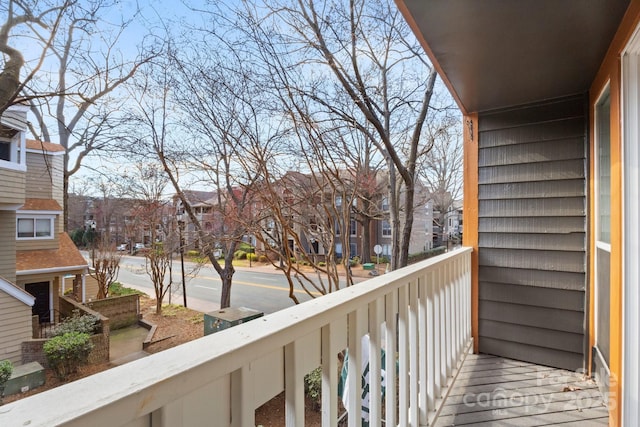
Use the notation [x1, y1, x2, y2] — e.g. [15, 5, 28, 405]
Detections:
[105, 254, 362, 315]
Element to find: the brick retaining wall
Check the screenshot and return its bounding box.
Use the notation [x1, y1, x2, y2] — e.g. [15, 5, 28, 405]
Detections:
[86, 294, 140, 330]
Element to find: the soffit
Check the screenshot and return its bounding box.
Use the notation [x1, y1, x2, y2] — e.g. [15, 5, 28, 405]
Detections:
[398, 0, 630, 113]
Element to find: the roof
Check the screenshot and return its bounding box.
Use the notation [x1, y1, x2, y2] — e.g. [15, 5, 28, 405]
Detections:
[16, 233, 88, 274]
[396, 0, 630, 113]
[20, 198, 63, 212]
[0, 276, 35, 306]
[26, 139, 66, 153]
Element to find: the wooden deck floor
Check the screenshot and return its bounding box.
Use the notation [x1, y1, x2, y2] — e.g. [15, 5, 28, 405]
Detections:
[434, 354, 609, 426]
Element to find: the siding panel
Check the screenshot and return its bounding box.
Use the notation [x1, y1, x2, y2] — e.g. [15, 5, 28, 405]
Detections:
[479, 248, 585, 273]
[478, 159, 585, 184]
[479, 217, 585, 233]
[0, 292, 32, 364]
[479, 232, 585, 251]
[0, 211, 16, 283]
[479, 179, 585, 200]
[0, 168, 25, 205]
[476, 95, 587, 370]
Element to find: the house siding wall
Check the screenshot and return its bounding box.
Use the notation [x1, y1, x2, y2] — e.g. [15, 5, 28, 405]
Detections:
[477, 95, 587, 371]
[0, 291, 33, 364]
[0, 168, 25, 205]
[0, 210, 17, 283]
[25, 152, 63, 200]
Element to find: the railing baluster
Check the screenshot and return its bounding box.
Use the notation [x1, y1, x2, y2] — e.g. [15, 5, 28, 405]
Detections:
[285, 342, 304, 427]
[384, 290, 398, 427]
[445, 261, 453, 378]
[321, 321, 341, 427]
[409, 278, 419, 426]
[426, 269, 436, 412]
[231, 365, 254, 427]
[368, 298, 383, 426]
[439, 266, 447, 389]
[398, 283, 409, 426]
[347, 308, 366, 426]
[418, 273, 428, 425]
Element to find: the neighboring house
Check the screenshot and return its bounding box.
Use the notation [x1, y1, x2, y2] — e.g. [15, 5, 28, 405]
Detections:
[0, 106, 89, 364]
[397, 1, 638, 423]
[443, 200, 462, 241]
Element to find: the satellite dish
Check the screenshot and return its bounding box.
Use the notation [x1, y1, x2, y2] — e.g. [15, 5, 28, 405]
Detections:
[373, 244, 382, 255]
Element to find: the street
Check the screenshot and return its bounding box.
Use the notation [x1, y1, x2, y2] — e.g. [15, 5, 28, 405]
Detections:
[96, 254, 363, 315]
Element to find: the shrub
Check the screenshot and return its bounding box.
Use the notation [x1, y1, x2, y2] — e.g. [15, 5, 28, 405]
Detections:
[109, 282, 143, 296]
[258, 255, 268, 263]
[238, 242, 254, 253]
[52, 311, 100, 337]
[234, 250, 247, 260]
[318, 261, 326, 267]
[304, 367, 322, 410]
[350, 256, 360, 266]
[44, 332, 94, 380]
[0, 359, 13, 403]
[247, 253, 258, 262]
[186, 250, 200, 257]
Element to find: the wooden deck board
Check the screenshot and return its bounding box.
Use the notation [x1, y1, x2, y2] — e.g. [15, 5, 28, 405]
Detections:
[434, 355, 608, 426]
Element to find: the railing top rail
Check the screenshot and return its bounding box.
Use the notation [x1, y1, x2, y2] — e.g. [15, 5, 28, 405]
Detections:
[0, 247, 472, 427]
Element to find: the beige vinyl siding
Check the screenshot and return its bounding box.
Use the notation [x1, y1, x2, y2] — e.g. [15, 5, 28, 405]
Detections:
[0, 168, 25, 205]
[0, 211, 17, 283]
[477, 95, 587, 371]
[0, 109, 28, 131]
[25, 152, 63, 200]
[63, 274, 98, 301]
[0, 291, 33, 364]
[13, 232, 60, 251]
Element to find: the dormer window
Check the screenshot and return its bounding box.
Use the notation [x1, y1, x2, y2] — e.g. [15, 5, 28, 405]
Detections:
[0, 140, 10, 161]
[17, 216, 54, 239]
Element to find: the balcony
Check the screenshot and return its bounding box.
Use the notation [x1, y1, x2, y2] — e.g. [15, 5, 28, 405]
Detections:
[0, 248, 606, 426]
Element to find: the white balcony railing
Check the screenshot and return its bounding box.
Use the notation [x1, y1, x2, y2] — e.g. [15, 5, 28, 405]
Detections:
[0, 248, 472, 427]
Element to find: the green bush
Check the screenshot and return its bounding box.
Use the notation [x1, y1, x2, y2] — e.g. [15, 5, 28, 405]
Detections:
[238, 242, 254, 253]
[0, 359, 13, 403]
[350, 256, 360, 266]
[304, 367, 322, 409]
[186, 250, 200, 257]
[233, 250, 247, 260]
[318, 261, 326, 267]
[44, 332, 94, 380]
[247, 253, 258, 262]
[52, 311, 100, 337]
[258, 255, 268, 263]
[109, 282, 143, 296]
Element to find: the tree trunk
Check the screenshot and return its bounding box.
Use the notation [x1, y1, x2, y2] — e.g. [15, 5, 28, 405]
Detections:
[361, 215, 372, 264]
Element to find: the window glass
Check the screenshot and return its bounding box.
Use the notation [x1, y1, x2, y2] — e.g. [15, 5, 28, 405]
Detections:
[597, 89, 611, 243]
[18, 219, 34, 237]
[382, 220, 391, 237]
[35, 219, 51, 237]
[0, 141, 10, 161]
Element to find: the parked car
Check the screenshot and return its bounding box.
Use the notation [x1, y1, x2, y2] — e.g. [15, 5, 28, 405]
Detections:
[117, 244, 128, 251]
[134, 243, 145, 250]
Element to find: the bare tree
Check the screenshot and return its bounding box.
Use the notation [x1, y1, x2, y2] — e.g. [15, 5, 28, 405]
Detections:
[22, 1, 159, 230]
[0, 0, 70, 114]
[238, 0, 444, 269]
[91, 243, 121, 299]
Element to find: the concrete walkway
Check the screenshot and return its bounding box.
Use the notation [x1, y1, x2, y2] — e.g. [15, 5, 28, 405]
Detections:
[109, 324, 150, 366]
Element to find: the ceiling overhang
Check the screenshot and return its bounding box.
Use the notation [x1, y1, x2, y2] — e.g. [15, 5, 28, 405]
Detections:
[397, 0, 630, 114]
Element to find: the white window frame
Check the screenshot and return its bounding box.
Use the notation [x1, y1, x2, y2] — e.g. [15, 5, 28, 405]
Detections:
[16, 215, 55, 240]
[622, 26, 640, 427]
[382, 220, 392, 237]
[0, 133, 26, 172]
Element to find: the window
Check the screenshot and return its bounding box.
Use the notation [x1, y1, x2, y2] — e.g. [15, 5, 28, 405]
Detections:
[350, 219, 357, 236]
[597, 89, 611, 244]
[335, 195, 342, 206]
[17, 217, 54, 239]
[381, 197, 389, 211]
[382, 220, 391, 237]
[0, 141, 9, 161]
[0, 134, 25, 171]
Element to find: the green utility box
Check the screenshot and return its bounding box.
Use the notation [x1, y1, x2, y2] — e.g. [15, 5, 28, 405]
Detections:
[204, 307, 264, 336]
[4, 361, 45, 396]
[362, 263, 375, 270]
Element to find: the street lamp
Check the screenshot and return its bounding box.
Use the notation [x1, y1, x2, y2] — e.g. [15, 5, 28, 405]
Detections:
[177, 214, 187, 308]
